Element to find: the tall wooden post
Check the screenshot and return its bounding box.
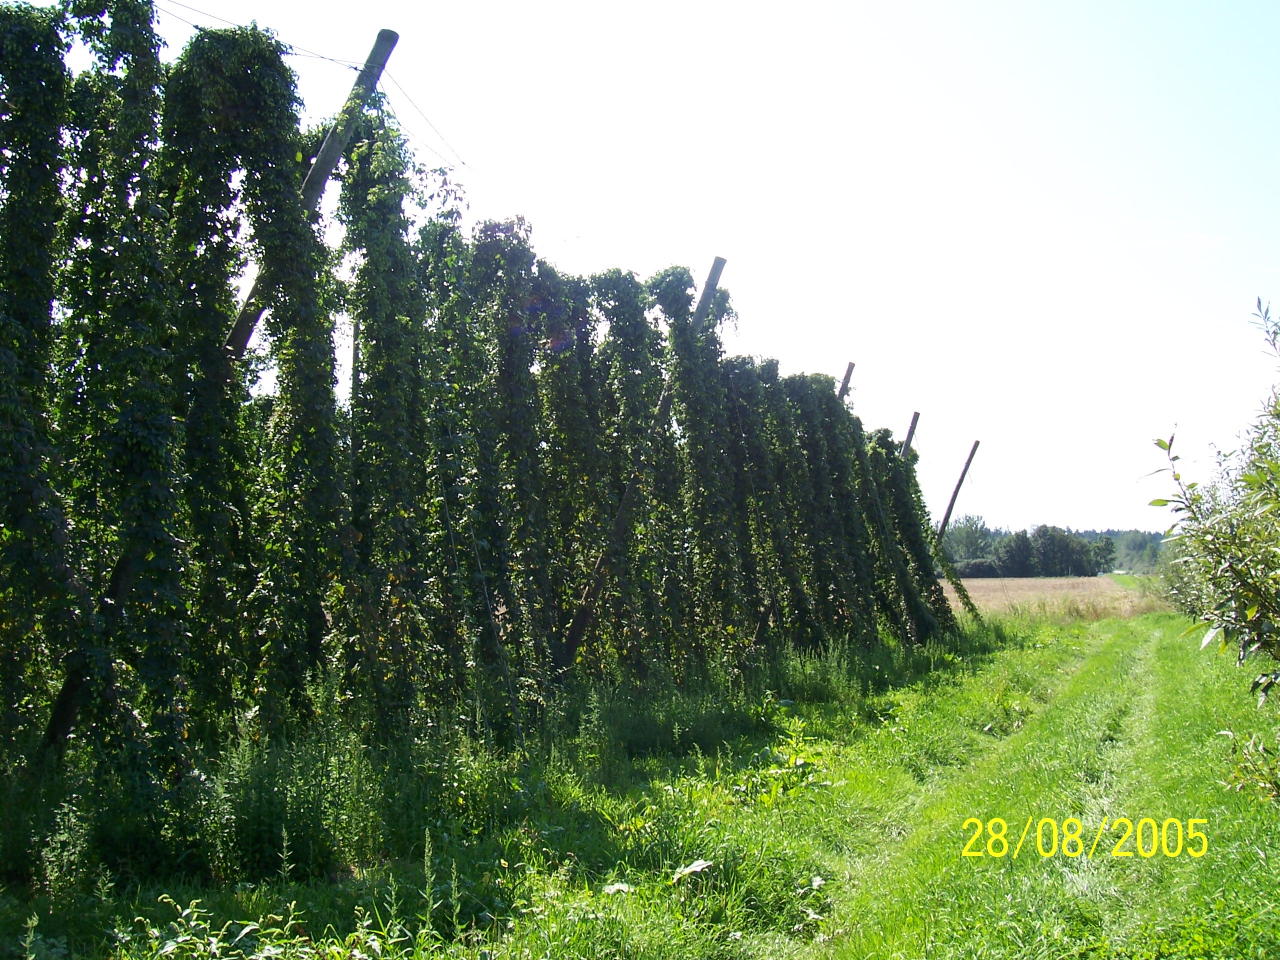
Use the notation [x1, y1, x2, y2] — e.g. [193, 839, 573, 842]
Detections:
[937, 440, 979, 541]
[837, 362, 854, 400]
[900, 411, 919, 457]
[225, 28, 399, 358]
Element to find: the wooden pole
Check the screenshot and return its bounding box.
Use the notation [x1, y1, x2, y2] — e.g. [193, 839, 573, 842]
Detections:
[937, 440, 979, 541]
[225, 28, 400, 358]
[837, 362, 854, 400]
[900, 411, 919, 457]
[556, 257, 726, 671]
[695, 258, 727, 320]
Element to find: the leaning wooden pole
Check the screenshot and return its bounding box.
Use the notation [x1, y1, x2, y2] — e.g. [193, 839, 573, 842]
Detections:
[937, 440, 980, 541]
[900, 411, 919, 457]
[37, 29, 400, 762]
[555, 257, 726, 672]
[225, 28, 399, 358]
[837, 362, 855, 400]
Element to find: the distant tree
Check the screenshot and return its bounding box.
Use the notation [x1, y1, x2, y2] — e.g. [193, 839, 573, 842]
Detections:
[1092, 536, 1116, 574]
[1069, 536, 1100, 576]
[1080, 530, 1164, 572]
[994, 530, 1033, 577]
[955, 557, 1001, 578]
[943, 514, 996, 562]
[1031, 525, 1069, 576]
[1025, 525, 1102, 576]
[1139, 542, 1161, 572]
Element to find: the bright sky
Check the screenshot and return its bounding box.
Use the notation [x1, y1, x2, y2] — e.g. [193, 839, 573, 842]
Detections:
[149, 0, 1280, 533]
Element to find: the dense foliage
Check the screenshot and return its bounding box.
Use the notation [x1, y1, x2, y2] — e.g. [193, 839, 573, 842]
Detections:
[1094, 529, 1165, 573]
[943, 516, 1126, 578]
[0, 1, 963, 898]
[1159, 302, 1280, 699]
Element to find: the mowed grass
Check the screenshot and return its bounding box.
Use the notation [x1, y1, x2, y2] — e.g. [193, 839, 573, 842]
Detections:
[805, 613, 1280, 959]
[9, 605, 1278, 959]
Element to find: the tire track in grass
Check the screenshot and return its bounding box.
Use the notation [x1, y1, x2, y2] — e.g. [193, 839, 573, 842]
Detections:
[806, 616, 1160, 959]
[1081, 615, 1280, 957]
[785, 623, 1098, 886]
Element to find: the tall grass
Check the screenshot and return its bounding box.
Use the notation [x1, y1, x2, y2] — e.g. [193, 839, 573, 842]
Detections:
[7, 611, 1276, 959]
[1, 621, 1013, 957]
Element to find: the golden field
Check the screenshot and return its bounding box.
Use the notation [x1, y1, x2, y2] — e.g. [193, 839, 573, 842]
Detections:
[944, 575, 1171, 621]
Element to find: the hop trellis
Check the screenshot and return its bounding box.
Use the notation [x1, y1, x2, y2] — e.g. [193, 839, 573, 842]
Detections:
[0, 4, 959, 771]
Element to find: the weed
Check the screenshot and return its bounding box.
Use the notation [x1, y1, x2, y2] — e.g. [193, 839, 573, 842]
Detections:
[1223, 728, 1280, 801]
[4, 613, 1277, 959]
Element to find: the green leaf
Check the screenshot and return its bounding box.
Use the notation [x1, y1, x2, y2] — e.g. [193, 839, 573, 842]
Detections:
[672, 859, 713, 882]
[1149, 498, 1170, 507]
[1200, 625, 1222, 650]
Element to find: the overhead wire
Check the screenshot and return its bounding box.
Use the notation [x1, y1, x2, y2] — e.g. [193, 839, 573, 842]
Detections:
[383, 70, 468, 168]
[159, 0, 362, 72]
[154, 1, 468, 178]
[374, 87, 452, 168]
[160, 0, 238, 28]
[153, 4, 203, 32]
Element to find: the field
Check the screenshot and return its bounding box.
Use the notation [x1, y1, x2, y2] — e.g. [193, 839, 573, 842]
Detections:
[945, 575, 1170, 620]
[8, 6, 1280, 956]
[9, 582, 1279, 959]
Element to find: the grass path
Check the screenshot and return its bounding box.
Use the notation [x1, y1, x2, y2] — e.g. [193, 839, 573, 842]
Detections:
[802, 613, 1280, 959]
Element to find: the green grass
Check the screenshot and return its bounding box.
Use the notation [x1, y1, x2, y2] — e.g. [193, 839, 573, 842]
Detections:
[1108, 573, 1144, 589]
[806, 613, 1280, 959]
[1108, 572, 1166, 593]
[6, 613, 1278, 959]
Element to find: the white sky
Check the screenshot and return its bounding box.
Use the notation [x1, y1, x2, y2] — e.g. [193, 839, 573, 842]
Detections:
[149, 0, 1280, 533]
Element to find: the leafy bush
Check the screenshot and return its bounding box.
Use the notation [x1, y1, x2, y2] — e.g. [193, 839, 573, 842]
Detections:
[955, 558, 1001, 578]
[1159, 301, 1280, 699]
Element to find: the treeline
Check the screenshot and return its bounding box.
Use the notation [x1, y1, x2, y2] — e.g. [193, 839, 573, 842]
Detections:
[943, 516, 1161, 578]
[1082, 529, 1165, 573]
[0, 6, 959, 884]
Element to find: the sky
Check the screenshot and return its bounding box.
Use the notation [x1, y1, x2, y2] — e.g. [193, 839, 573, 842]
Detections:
[147, 0, 1280, 533]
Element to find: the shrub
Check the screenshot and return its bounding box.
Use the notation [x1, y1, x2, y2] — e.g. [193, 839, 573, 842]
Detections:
[955, 558, 1001, 578]
[1159, 301, 1280, 699]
